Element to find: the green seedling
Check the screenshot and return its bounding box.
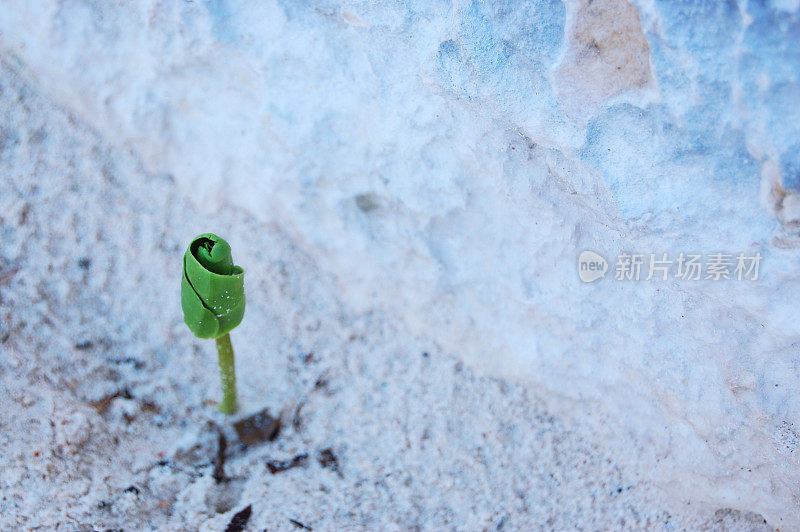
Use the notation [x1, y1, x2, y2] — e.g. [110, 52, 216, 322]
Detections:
[181, 233, 245, 414]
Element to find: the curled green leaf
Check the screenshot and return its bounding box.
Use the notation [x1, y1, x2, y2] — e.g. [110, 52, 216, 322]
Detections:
[181, 233, 245, 339]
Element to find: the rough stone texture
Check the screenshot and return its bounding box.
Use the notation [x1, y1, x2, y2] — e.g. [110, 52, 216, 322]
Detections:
[0, 0, 798, 529]
[556, 0, 653, 120]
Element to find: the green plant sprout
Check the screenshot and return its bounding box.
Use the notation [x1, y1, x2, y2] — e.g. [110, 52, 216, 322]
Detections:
[181, 233, 245, 414]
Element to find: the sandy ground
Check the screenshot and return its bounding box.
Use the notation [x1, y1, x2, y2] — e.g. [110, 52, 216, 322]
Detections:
[0, 56, 782, 530]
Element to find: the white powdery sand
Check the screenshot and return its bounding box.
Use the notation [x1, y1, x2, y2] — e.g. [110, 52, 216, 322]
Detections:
[1, 0, 799, 529]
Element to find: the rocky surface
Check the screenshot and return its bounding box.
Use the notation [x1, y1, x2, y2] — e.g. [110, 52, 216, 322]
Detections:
[1, 0, 798, 529]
